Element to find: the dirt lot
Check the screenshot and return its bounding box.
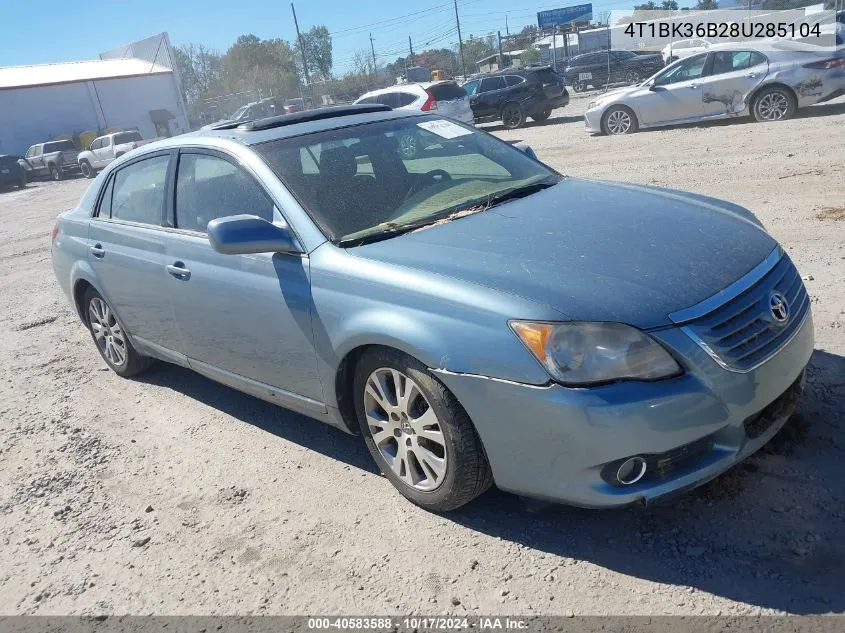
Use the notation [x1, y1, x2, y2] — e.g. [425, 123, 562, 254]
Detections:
[1, 95, 844, 617]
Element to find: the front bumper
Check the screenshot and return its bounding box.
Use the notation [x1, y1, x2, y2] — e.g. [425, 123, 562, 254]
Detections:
[434, 309, 814, 508]
[584, 106, 604, 133]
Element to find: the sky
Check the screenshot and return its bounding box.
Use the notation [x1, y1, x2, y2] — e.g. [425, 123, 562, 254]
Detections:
[0, 0, 648, 74]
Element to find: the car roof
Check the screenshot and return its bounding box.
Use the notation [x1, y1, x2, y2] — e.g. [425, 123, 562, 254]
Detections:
[357, 83, 428, 99]
[152, 105, 427, 148]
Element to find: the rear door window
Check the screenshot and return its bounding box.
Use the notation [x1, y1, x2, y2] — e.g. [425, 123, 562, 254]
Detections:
[376, 93, 400, 108]
[428, 82, 467, 100]
[395, 92, 418, 107]
[109, 155, 170, 225]
[505, 75, 525, 87]
[479, 76, 506, 92]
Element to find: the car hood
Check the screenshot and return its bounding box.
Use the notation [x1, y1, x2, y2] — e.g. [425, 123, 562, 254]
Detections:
[351, 178, 777, 329]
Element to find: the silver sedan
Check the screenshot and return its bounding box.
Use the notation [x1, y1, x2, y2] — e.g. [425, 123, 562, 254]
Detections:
[585, 43, 845, 134]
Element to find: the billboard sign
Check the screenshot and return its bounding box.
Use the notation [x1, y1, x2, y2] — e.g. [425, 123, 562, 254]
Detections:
[538, 4, 593, 28]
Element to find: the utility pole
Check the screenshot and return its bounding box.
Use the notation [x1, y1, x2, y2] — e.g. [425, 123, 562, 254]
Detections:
[408, 36, 414, 67]
[369, 33, 377, 77]
[551, 26, 557, 71]
[291, 3, 312, 104]
[505, 13, 510, 36]
[497, 31, 504, 70]
[454, 0, 466, 79]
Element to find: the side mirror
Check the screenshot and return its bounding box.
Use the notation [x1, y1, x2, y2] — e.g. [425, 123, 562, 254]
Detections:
[514, 143, 538, 160]
[649, 83, 664, 91]
[207, 214, 300, 255]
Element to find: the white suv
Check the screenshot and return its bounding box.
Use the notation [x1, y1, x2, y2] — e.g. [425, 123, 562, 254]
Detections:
[661, 39, 711, 64]
[355, 82, 473, 158]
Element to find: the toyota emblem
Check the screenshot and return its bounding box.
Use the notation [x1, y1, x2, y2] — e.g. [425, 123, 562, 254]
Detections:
[768, 291, 789, 324]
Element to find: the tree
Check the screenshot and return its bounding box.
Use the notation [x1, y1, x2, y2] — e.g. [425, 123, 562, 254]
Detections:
[462, 37, 496, 67]
[694, 0, 718, 8]
[297, 25, 333, 81]
[222, 34, 298, 99]
[520, 47, 540, 66]
[173, 44, 223, 117]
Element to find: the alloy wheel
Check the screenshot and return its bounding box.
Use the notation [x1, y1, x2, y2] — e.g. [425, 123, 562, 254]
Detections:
[606, 109, 633, 134]
[363, 367, 447, 491]
[501, 104, 523, 129]
[88, 297, 127, 367]
[625, 70, 640, 84]
[757, 92, 790, 121]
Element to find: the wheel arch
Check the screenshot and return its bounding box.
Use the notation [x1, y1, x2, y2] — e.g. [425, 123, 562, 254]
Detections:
[601, 103, 638, 134]
[747, 82, 797, 112]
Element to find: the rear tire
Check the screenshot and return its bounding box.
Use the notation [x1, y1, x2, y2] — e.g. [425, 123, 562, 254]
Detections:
[49, 164, 62, 181]
[80, 161, 94, 179]
[752, 86, 796, 122]
[83, 287, 152, 377]
[501, 102, 525, 129]
[531, 107, 552, 122]
[354, 347, 492, 512]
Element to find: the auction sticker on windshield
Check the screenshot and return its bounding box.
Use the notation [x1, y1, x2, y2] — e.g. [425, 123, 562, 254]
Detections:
[417, 119, 472, 139]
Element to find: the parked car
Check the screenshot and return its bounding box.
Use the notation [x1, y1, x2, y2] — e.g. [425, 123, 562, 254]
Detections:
[564, 50, 665, 92]
[462, 66, 569, 129]
[661, 38, 712, 64]
[77, 131, 154, 178]
[355, 81, 473, 158]
[51, 104, 813, 512]
[20, 140, 81, 181]
[584, 44, 845, 135]
[283, 97, 311, 113]
[0, 154, 27, 190]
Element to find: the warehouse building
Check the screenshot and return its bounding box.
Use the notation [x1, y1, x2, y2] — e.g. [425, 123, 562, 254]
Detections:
[0, 33, 189, 156]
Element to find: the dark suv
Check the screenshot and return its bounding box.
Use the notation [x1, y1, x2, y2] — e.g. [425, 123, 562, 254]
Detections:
[564, 50, 665, 92]
[463, 66, 569, 129]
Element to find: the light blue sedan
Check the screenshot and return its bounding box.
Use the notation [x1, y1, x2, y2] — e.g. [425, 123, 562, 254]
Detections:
[51, 105, 813, 511]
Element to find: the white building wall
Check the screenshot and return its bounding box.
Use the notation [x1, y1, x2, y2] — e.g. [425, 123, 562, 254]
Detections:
[0, 72, 188, 156]
[0, 82, 100, 155]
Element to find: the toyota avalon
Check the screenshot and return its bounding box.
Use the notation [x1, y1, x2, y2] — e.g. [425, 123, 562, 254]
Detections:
[51, 104, 813, 511]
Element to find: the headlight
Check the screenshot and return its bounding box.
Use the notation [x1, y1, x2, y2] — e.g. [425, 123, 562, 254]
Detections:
[509, 321, 681, 386]
[587, 101, 597, 109]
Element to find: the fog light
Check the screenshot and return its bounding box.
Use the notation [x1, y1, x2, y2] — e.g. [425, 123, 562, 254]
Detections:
[616, 457, 647, 486]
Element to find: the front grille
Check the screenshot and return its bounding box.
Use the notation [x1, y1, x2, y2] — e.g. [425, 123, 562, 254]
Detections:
[681, 254, 809, 371]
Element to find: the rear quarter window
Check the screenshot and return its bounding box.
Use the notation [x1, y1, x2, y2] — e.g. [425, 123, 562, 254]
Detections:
[531, 69, 563, 84]
[395, 92, 418, 107]
[428, 83, 467, 100]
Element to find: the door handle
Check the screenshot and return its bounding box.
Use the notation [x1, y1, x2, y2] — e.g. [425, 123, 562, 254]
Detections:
[90, 244, 105, 258]
[688, 84, 699, 88]
[166, 262, 191, 280]
[746, 73, 757, 78]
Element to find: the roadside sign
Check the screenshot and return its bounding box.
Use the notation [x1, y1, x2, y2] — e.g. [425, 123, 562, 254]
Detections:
[538, 4, 593, 28]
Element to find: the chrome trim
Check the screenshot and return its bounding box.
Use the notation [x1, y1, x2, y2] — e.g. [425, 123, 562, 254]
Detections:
[681, 307, 811, 373]
[668, 246, 783, 325]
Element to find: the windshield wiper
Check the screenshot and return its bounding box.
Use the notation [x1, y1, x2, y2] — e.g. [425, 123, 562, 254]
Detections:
[338, 178, 560, 247]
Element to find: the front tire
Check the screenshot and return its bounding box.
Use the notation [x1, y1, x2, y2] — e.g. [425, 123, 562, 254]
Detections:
[501, 102, 526, 129]
[80, 160, 95, 179]
[532, 107, 552, 122]
[752, 86, 796, 122]
[602, 105, 638, 135]
[354, 347, 492, 512]
[83, 287, 152, 377]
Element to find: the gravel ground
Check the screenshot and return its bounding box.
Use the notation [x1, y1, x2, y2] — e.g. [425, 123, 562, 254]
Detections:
[1, 95, 844, 616]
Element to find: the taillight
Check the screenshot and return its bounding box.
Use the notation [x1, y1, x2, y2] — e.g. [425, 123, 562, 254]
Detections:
[803, 57, 845, 70]
[51, 223, 59, 244]
[421, 91, 438, 111]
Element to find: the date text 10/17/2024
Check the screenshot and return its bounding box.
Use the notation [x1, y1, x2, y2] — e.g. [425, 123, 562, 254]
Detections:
[307, 617, 529, 630]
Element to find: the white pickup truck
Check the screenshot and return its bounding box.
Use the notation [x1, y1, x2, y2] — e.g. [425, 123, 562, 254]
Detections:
[77, 131, 154, 178]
